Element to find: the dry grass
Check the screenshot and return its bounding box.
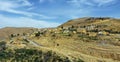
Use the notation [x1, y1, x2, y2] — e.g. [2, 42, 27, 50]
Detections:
[32, 36, 120, 62]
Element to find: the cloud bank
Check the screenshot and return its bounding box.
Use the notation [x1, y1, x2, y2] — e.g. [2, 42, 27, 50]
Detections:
[67, 0, 117, 7]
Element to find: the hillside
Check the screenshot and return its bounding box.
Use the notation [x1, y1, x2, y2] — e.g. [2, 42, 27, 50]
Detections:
[0, 27, 38, 40]
[0, 17, 120, 62]
[59, 17, 120, 31]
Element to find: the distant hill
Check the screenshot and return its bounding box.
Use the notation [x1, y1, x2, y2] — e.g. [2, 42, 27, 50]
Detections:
[0, 27, 37, 40]
[58, 17, 120, 31]
[59, 17, 120, 30]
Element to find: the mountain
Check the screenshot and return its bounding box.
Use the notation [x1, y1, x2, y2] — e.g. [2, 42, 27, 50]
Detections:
[0, 17, 120, 62]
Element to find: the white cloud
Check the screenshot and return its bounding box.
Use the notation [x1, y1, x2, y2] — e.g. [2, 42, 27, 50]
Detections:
[67, 0, 117, 7]
[0, 1, 18, 10]
[18, 0, 33, 6]
[93, 0, 116, 6]
[0, 14, 60, 28]
[67, 0, 94, 7]
[0, 0, 56, 19]
[1, 8, 56, 19]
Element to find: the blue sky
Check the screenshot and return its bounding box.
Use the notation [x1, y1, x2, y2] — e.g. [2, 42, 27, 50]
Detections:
[0, 0, 120, 28]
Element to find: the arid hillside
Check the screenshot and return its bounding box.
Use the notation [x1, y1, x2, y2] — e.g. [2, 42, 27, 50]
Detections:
[0, 27, 37, 40]
[0, 17, 120, 62]
[59, 17, 120, 31]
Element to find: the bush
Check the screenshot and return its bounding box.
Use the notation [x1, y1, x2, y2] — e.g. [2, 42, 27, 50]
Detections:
[77, 59, 84, 62]
[23, 38, 29, 43]
[78, 34, 98, 40]
[10, 34, 16, 38]
[0, 41, 6, 50]
[0, 49, 77, 62]
[35, 31, 41, 37]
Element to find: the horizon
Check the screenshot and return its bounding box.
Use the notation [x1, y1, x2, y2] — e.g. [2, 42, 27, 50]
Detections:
[0, 0, 120, 28]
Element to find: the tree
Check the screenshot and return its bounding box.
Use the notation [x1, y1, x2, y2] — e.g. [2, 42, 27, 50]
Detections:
[71, 25, 74, 28]
[11, 34, 15, 38]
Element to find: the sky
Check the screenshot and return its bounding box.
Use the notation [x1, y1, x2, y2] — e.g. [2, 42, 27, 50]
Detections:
[0, 0, 120, 28]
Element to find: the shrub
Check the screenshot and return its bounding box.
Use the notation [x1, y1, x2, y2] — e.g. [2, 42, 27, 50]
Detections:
[23, 38, 29, 43]
[35, 31, 40, 37]
[77, 59, 84, 62]
[78, 34, 98, 40]
[10, 34, 15, 38]
[0, 49, 74, 62]
[0, 41, 6, 50]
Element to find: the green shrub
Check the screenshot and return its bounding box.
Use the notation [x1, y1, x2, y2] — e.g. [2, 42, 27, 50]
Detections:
[35, 31, 41, 37]
[77, 59, 84, 62]
[0, 48, 77, 62]
[0, 41, 6, 50]
[78, 34, 98, 40]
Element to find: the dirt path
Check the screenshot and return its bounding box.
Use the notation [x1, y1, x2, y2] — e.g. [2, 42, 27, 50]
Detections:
[27, 39, 42, 47]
